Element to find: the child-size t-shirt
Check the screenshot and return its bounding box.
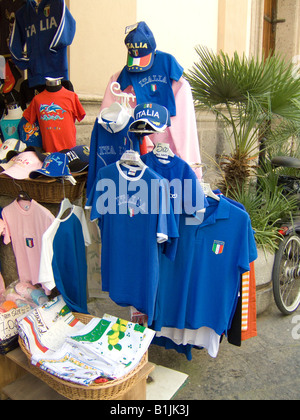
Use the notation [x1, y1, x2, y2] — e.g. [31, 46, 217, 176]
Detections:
[117, 51, 184, 117]
[23, 87, 86, 152]
[2, 199, 55, 290]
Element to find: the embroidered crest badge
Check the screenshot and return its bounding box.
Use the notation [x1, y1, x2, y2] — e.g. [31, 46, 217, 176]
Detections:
[26, 238, 34, 248]
[212, 240, 225, 255]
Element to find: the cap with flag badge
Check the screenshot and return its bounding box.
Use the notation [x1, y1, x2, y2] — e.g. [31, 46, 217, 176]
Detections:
[29, 152, 76, 185]
[125, 22, 156, 72]
[129, 103, 171, 134]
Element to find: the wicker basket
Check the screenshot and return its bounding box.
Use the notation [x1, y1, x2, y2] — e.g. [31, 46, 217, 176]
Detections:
[0, 172, 87, 203]
[18, 313, 148, 400]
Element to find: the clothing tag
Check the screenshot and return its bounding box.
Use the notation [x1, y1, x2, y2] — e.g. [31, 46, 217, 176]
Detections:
[125, 23, 138, 34]
[128, 168, 137, 176]
[156, 152, 169, 160]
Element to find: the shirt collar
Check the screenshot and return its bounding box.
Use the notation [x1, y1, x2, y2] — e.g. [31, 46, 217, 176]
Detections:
[199, 195, 231, 227]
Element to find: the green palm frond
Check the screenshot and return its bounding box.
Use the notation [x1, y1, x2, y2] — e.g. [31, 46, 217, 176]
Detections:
[185, 45, 300, 123]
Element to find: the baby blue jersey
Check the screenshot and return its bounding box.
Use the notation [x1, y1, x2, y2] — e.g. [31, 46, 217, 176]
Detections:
[86, 162, 179, 325]
[117, 51, 184, 117]
[152, 196, 257, 336]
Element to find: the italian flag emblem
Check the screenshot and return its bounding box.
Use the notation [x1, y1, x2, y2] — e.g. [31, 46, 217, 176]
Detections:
[212, 240, 225, 255]
[151, 84, 157, 92]
[44, 6, 50, 17]
[128, 207, 135, 218]
[128, 54, 152, 68]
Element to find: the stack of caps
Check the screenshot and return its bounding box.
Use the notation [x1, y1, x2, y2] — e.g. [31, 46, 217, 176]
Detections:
[0, 145, 90, 184]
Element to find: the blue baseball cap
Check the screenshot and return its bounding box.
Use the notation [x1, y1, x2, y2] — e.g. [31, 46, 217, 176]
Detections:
[29, 152, 76, 184]
[129, 103, 171, 133]
[125, 22, 156, 72]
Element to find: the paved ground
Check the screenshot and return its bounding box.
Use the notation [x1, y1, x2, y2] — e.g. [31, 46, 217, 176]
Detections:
[89, 295, 300, 401]
[148, 299, 300, 400]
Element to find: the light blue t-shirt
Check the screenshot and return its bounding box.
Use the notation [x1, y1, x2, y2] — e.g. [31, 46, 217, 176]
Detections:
[117, 51, 184, 117]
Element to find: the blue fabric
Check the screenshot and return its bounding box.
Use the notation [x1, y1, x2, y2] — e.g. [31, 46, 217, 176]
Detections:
[151, 197, 257, 336]
[10, 0, 76, 87]
[18, 117, 43, 148]
[141, 151, 207, 259]
[117, 51, 183, 117]
[87, 162, 179, 325]
[51, 212, 88, 314]
[86, 117, 140, 200]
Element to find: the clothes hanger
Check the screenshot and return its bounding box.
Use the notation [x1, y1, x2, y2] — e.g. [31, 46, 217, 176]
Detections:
[110, 82, 136, 115]
[153, 142, 175, 159]
[17, 190, 31, 202]
[119, 150, 146, 169]
[192, 163, 220, 202]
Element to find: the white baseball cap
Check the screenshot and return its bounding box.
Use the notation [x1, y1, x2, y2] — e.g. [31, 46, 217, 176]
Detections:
[0, 138, 26, 162]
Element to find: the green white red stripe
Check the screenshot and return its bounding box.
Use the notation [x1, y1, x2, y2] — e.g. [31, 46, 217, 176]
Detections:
[128, 54, 152, 68]
[212, 241, 225, 255]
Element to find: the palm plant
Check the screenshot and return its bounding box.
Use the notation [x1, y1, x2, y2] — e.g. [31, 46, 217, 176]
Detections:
[184, 46, 300, 252]
[184, 46, 300, 192]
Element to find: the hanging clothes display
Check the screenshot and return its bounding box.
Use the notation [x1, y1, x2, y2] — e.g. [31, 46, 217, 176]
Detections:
[117, 22, 184, 118]
[99, 22, 202, 180]
[86, 102, 141, 200]
[9, 0, 76, 88]
[150, 198, 257, 343]
[38, 199, 91, 314]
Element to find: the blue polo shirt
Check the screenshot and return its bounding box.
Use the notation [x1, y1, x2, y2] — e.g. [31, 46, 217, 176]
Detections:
[152, 196, 257, 336]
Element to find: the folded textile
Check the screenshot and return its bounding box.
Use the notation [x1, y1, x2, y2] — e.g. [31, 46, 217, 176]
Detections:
[18, 295, 84, 357]
[31, 314, 155, 385]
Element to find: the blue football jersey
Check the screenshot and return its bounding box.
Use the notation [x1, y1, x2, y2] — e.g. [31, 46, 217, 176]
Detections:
[86, 161, 179, 325]
[10, 0, 76, 87]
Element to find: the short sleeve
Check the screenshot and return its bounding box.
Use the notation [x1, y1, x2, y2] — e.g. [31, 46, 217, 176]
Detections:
[238, 217, 258, 273]
[73, 94, 86, 122]
[23, 99, 38, 125]
[169, 53, 184, 82]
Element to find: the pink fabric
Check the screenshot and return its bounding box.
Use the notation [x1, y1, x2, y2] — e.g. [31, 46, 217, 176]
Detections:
[2, 200, 55, 294]
[100, 72, 202, 179]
